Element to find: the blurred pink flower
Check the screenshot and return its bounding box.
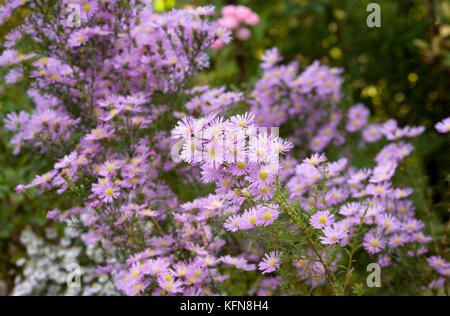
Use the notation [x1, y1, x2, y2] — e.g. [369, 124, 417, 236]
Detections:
[218, 16, 239, 30]
[212, 39, 225, 50]
[236, 28, 251, 41]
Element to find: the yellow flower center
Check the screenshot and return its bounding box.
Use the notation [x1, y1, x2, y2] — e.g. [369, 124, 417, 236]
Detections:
[268, 259, 277, 267]
[106, 163, 115, 171]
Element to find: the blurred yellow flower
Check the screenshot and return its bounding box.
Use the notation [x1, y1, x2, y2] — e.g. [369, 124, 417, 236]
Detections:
[408, 73, 419, 83]
[329, 47, 342, 59]
[153, 0, 176, 13]
[361, 85, 379, 98]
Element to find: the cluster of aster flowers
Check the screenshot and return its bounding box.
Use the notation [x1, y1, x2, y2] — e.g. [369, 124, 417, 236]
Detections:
[114, 192, 263, 296]
[0, 1, 245, 296]
[251, 48, 345, 152]
[1, 0, 231, 155]
[181, 85, 245, 117]
[171, 112, 293, 204]
[288, 152, 432, 261]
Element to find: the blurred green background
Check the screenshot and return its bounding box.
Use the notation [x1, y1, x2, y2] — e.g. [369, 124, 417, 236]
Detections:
[0, 0, 449, 295]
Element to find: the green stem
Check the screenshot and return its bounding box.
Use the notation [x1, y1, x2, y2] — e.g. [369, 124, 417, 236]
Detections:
[276, 197, 337, 287]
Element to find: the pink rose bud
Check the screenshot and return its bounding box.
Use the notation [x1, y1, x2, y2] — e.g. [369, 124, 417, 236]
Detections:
[218, 16, 239, 30]
[221, 5, 237, 17]
[212, 39, 225, 50]
[235, 5, 252, 22]
[245, 12, 260, 26]
[236, 28, 251, 41]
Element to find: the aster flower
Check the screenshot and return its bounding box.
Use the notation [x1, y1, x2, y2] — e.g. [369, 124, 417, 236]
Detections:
[257, 205, 280, 226]
[389, 234, 409, 247]
[403, 219, 424, 232]
[261, 48, 282, 69]
[366, 182, 392, 197]
[346, 104, 370, 132]
[394, 187, 413, 199]
[303, 153, 327, 166]
[230, 112, 255, 129]
[436, 266, 450, 278]
[46, 209, 61, 220]
[376, 213, 399, 233]
[435, 117, 450, 133]
[4, 111, 29, 132]
[258, 251, 282, 274]
[370, 163, 397, 183]
[239, 208, 259, 230]
[68, 29, 92, 48]
[339, 202, 363, 217]
[98, 182, 120, 204]
[320, 223, 348, 245]
[143, 258, 170, 276]
[224, 215, 241, 232]
[310, 210, 335, 229]
[157, 274, 184, 294]
[427, 256, 449, 270]
[363, 124, 383, 142]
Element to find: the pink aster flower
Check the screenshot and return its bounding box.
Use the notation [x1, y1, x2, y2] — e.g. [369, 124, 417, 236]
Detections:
[98, 182, 119, 204]
[261, 48, 282, 69]
[68, 29, 91, 48]
[389, 234, 409, 247]
[363, 232, 385, 254]
[346, 104, 370, 132]
[427, 256, 449, 270]
[320, 223, 348, 245]
[239, 208, 259, 230]
[370, 163, 397, 183]
[258, 251, 282, 274]
[310, 210, 335, 229]
[256, 205, 280, 226]
[303, 153, 327, 166]
[393, 187, 413, 199]
[224, 215, 241, 232]
[435, 117, 450, 133]
[157, 274, 184, 294]
[363, 124, 383, 143]
[46, 209, 61, 220]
